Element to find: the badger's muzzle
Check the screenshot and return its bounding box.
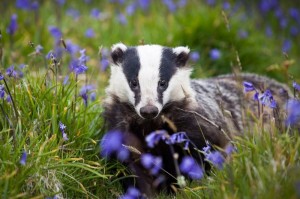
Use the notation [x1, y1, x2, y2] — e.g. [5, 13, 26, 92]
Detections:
[140, 105, 159, 119]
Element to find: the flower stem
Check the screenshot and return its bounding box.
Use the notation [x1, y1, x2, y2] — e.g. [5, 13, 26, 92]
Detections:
[3, 78, 18, 120]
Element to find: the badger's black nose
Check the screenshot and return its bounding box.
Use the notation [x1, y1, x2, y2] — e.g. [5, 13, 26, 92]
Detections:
[140, 105, 159, 119]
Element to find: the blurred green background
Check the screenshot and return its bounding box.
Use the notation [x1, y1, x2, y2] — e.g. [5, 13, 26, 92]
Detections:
[1, 0, 300, 83]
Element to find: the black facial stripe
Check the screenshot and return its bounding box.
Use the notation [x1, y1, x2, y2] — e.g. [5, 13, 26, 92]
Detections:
[122, 48, 141, 105]
[158, 48, 177, 104]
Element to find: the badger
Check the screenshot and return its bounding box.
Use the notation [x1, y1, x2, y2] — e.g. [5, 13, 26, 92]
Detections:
[102, 43, 290, 197]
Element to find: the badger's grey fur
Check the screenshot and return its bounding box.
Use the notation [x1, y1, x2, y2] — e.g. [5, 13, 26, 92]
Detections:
[103, 43, 291, 197]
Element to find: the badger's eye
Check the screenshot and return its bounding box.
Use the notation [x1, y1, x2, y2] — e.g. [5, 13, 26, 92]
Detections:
[158, 80, 168, 90]
[129, 79, 139, 90]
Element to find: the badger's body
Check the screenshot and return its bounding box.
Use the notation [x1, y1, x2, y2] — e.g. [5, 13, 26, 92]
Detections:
[103, 43, 290, 197]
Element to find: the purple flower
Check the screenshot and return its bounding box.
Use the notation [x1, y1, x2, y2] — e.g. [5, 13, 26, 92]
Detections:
[120, 187, 144, 199]
[238, 29, 248, 39]
[162, 0, 177, 12]
[59, 121, 69, 141]
[6, 95, 11, 103]
[222, 2, 230, 10]
[100, 130, 129, 162]
[48, 26, 62, 40]
[289, 8, 300, 21]
[79, 85, 95, 106]
[243, 81, 255, 92]
[16, 0, 31, 10]
[177, 0, 187, 8]
[141, 153, 162, 175]
[118, 13, 127, 25]
[7, 14, 18, 35]
[190, 51, 200, 62]
[265, 26, 273, 37]
[90, 92, 96, 101]
[259, 89, 277, 108]
[63, 75, 69, 85]
[70, 60, 88, 75]
[90, 8, 101, 19]
[65, 40, 80, 56]
[282, 39, 292, 53]
[166, 132, 190, 150]
[20, 151, 27, 165]
[293, 81, 300, 91]
[85, 28, 95, 38]
[0, 73, 4, 81]
[253, 91, 259, 101]
[225, 143, 237, 156]
[56, 0, 65, 6]
[286, 99, 300, 126]
[35, 44, 43, 54]
[290, 26, 299, 37]
[0, 85, 5, 99]
[100, 58, 110, 71]
[206, 0, 216, 6]
[138, 0, 150, 10]
[179, 156, 204, 180]
[205, 151, 225, 169]
[210, 49, 221, 60]
[145, 130, 168, 148]
[126, 3, 137, 15]
[66, 8, 80, 20]
[6, 66, 18, 78]
[79, 49, 89, 64]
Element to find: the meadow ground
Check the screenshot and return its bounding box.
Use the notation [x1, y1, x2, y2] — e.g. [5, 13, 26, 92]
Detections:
[0, 0, 300, 198]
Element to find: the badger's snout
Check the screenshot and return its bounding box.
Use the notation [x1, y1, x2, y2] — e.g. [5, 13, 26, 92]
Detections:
[140, 105, 159, 119]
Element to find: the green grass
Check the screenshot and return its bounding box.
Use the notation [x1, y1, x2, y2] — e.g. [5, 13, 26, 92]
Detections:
[1, 1, 300, 198]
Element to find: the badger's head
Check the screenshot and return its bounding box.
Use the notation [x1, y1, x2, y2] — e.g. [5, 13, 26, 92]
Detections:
[105, 43, 196, 120]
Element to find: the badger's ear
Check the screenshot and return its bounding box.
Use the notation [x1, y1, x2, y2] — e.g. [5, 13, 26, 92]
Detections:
[173, 46, 190, 67]
[111, 43, 127, 65]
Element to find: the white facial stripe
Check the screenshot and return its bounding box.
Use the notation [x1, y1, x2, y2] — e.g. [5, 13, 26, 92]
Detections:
[135, 45, 163, 112]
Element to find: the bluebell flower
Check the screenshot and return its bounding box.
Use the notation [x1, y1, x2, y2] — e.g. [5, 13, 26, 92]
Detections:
[118, 13, 127, 25]
[279, 18, 288, 29]
[259, 89, 277, 108]
[225, 143, 237, 156]
[56, 0, 65, 6]
[20, 151, 27, 165]
[90, 92, 96, 101]
[243, 81, 255, 92]
[79, 85, 95, 106]
[177, 0, 187, 8]
[16, 0, 31, 10]
[35, 44, 43, 54]
[48, 26, 62, 41]
[222, 2, 230, 10]
[190, 51, 200, 62]
[238, 29, 248, 39]
[70, 60, 88, 75]
[119, 187, 144, 199]
[79, 49, 89, 64]
[85, 28, 95, 38]
[166, 132, 190, 150]
[290, 26, 299, 37]
[138, 0, 150, 10]
[90, 8, 101, 19]
[206, 0, 216, 6]
[100, 58, 110, 71]
[6, 95, 11, 103]
[0, 85, 5, 99]
[265, 26, 273, 37]
[179, 156, 204, 180]
[145, 130, 167, 148]
[162, 0, 176, 12]
[65, 40, 80, 56]
[59, 121, 69, 141]
[66, 8, 80, 20]
[286, 99, 300, 126]
[0, 73, 4, 81]
[7, 14, 18, 35]
[63, 75, 69, 85]
[205, 151, 225, 169]
[293, 81, 300, 91]
[282, 39, 292, 53]
[210, 49, 221, 60]
[6, 66, 18, 78]
[31, 1, 39, 10]
[141, 153, 162, 175]
[253, 91, 259, 101]
[100, 130, 129, 162]
[126, 3, 137, 15]
[289, 8, 299, 21]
